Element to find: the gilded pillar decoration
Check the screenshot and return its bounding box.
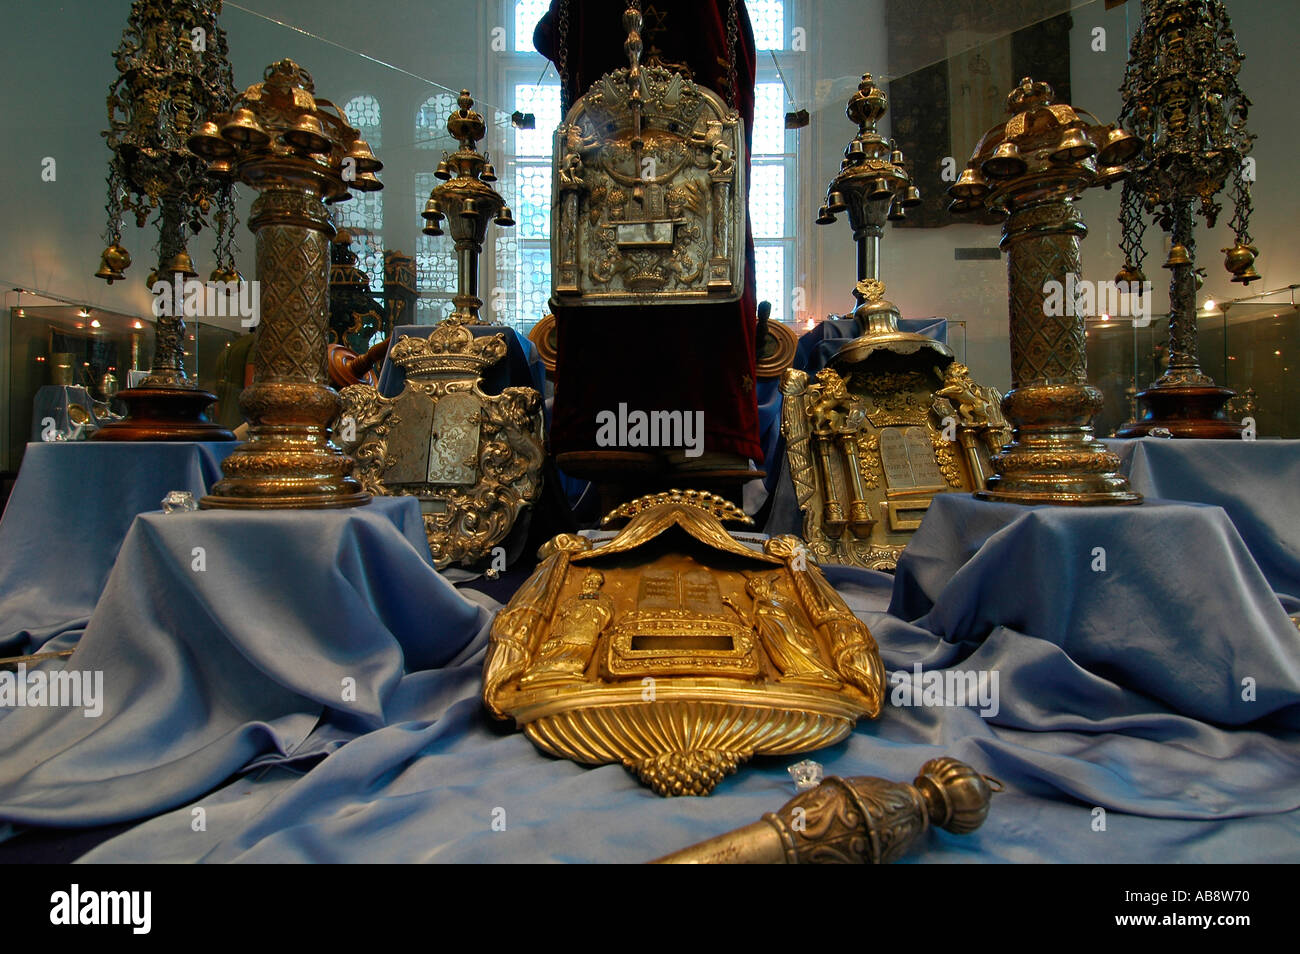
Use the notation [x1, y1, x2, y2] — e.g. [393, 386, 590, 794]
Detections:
[1114, 0, 1260, 438]
[949, 77, 1143, 505]
[190, 59, 384, 509]
[93, 0, 238, 442]
[652, 757, 999, 863]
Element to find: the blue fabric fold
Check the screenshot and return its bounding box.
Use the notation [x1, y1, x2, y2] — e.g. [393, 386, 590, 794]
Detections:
[0, 441, 235, 655]
[0, 497, 489, 829]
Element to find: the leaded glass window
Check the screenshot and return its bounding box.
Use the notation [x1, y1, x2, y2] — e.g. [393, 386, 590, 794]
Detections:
[343, 94, 382, 148]
[748, 0, 786, 51]
[338, 95, 384, 294]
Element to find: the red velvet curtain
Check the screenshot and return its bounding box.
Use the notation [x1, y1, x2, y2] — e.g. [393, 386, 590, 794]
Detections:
[535, 0, 762, 463]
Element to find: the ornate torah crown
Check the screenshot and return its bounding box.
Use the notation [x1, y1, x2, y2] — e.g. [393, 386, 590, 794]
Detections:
[551, 5, 746, 306]
[483, 491, 886, 797]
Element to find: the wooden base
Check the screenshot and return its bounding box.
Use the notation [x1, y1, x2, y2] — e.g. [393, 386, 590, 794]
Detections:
[1115, 383, 1243, 439]
[91, 385, 236, 442]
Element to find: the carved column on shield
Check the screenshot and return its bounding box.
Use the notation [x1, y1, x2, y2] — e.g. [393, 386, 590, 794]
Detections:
[190, 59, 384, 509]
[950, 77, 1143, 505]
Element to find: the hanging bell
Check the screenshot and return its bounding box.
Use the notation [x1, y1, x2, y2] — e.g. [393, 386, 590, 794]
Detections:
[1163, 244, 1192, 269]
[948, 166, 989, 201]
[1096, 125, 1142, 166]
[1114, 263, 1146, 287]
[901, 184, 922, 207]
[349, 171, 384, 192]
[868, 177, 893, 200]
[481, 162, 498, 182]
[163, 250, 198, 278]
[422, 197, 443, 221]
[220, 107, 270, 147]
[826, 190, 848, 213]
[284, 114, 332, 154]
[982, 140, 1027, 179]
[1049, 126, 1096, 163]
[494, 205, 515, 227]
[1231, 264, 1261, 285]
[1221, 242, 1257, 275]
[94, 244, 131, 283]
[887, 199, 905, 222]
[187, 121, 235, 160]
[460, 198, 480, 219]
[815, 205, 836, 225]
[434, 158, 452, 180]
[207, 158, 236, 180]
[889, 148, 904, 165]
[844, 140, 865, 162]
[422, 217, 444, 237]
[345, 138, 383, 173]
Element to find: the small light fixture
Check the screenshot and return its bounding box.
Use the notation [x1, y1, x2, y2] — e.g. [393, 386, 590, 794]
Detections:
[132, 320, 144, 329]
[78, 307, 91, 319]
[1202, 298, 1216, 311]
[90, 318, 102, 328]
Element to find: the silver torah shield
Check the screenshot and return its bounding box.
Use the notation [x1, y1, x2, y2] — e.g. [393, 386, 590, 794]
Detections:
[551, 63, 746, 307]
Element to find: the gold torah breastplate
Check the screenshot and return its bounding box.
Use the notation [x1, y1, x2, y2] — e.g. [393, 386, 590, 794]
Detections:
[780, 358, 1008, 572]
[551, 64, 746, 306]
[483, 491, 885, 796]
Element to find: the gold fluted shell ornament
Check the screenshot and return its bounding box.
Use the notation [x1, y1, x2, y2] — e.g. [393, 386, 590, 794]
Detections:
[482, 491, 886, 796]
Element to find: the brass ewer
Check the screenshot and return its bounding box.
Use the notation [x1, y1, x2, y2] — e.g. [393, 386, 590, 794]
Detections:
[192, 59, 382, 509]
[483, 491, 886, 796]
[950, 78, 1142, 505]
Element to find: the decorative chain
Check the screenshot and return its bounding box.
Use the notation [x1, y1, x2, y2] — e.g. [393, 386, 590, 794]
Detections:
[1118, 178, 1147, 278]
[725, 0, 739, 112]
[1227, 160, 1254, 248]
[558, 0, 571, 115]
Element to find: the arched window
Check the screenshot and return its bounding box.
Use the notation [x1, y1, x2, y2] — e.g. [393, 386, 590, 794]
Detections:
[339, 94, 384, 293]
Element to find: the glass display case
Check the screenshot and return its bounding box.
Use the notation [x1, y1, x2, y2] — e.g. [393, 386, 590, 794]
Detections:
[3, 306, 239, 472]
[1086, 292, 1298, 438]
